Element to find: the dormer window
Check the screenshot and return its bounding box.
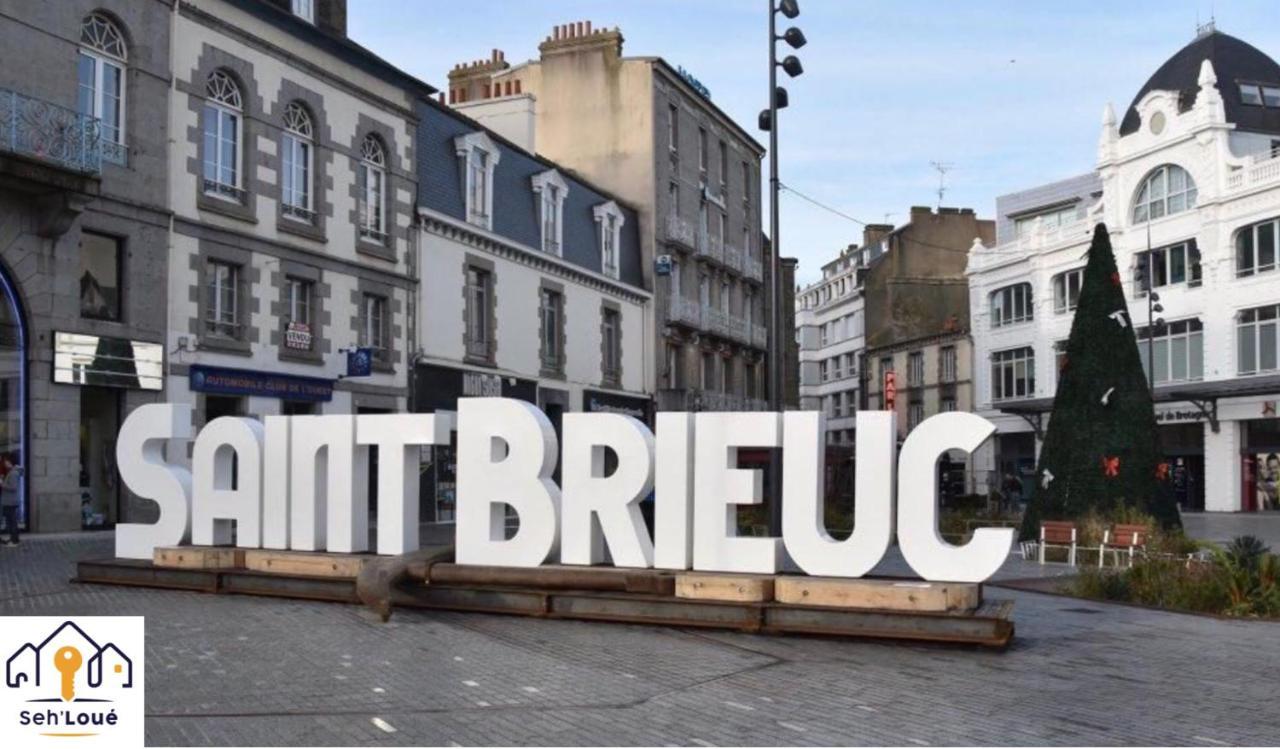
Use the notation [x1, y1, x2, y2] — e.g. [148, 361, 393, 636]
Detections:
[593, 201, 626, 279]
[454, 131, 500, 230]
[1239, 82, 1280, 108]
[291, 0, 315, 23]
[531, 169, 569, 256]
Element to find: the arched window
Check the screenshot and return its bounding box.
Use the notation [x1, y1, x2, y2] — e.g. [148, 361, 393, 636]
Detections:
[78, 13, 127, 161]
[990, 283, 1033, 327]
[1133, 164, 1197, 224]
[203, 71, 243, 198]
[281, 102, 313, 219]
[358, 135, 386, 241]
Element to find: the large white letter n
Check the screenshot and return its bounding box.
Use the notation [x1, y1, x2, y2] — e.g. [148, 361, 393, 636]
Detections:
[456, 398, 561, 568]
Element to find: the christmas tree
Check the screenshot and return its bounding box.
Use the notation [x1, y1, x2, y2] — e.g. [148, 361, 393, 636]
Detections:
[1020, 223, 1180, 538]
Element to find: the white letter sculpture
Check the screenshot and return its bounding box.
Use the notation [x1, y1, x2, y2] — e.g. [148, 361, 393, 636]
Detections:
[783, 411, 896, 577]
[261, 416, 290, 550]
[356, 413, 455, 555]
[560, 413, 655, 568]
[115, 404, 194, 560]
[192, 417, 265, 548]
[290, 415, 369, 553]
[897, 412, 1014, 582]
[653, 412, 695, 570]
[693, 412, 783, 574]
[455, 398, 561, 567]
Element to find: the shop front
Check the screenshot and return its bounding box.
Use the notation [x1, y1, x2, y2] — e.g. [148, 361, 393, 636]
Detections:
[1243, 414, 1280, 512]
[0, 264, 25, 532]
[1155, 405, 1207, 512]
[412, 362, 537, 523]
[582, 388, 652, 425]
[187, 364, 335, 421]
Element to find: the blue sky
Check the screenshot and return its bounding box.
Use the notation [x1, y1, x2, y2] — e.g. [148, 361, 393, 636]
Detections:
[352, 1, 1280, 285]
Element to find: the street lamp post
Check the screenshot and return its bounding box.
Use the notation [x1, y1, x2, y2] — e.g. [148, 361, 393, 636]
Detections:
[761, 0, 804, 535]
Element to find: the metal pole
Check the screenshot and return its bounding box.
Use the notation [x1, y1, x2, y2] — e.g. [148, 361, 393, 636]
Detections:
[766, 0, 784, 536]
[1146, 225, 1154, 395]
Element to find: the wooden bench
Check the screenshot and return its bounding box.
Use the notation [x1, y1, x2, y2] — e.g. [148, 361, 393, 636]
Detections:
[1038, 521, 1079, 566]
[1100, 524, 1147, 568]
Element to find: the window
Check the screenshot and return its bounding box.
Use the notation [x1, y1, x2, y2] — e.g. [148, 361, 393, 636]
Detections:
[819, 323, 829, 346]
[743, 291, 753, 328]
[698, 127, 707, 174]
[941, 397, 957, 413]
[702, 352, 714, 390]
[668, 182, 680, 219]
[720, 279, 730, 313]
[1267, 87, 1280, 108]
[1133, 164, 1197, 223]
[991, 347, 1035, 402]
[1236, 217, 1279, 277]
[281, 102, 313, 221]
[1238, 305, 1279, 375]
[907, 351, 924, 386]
[844, 352, 856, 378]
[666, 343, 682, 387]
[79, 231, 121, 321]
[78, 14, 126, 164]
[540, 288, 563, 370]
[908, 402, 925, 430]
[602, 308, 621, 383]
[455, 131, 501, 229]
[291, 0, 315, 22]
[532, 170, 569, 256]
[1054, 340, 1069, 375]
[362, 294, 388, 362]
[594, 201, 625, 279]
[284, 277, 312, 327]
[358, 135, 387, 242]
[1138, 318, 1203, 384]
[205, 261, 239, 337]
[940, 345, 957, 383]
[1052, 268, 1084, 313]
[1014, 204, 1078, 237]
[832, 356, 842, 380]
[718, 140, 727, 189]
[1239, 83, 1280, 107]
[990, 283, 1033, 327]
[1138, 241, 1201, 290]
[741, 162, 750, 204]
[203, 71, 243, 199]
[465, 266, 492, 360]
[668, 104, 679, 153]
[721, 357, 732, 393]
[819, 360, 829, 382]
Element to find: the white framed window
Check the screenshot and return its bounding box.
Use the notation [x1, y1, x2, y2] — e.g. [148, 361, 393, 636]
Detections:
[291, 0, 315, 23]
[358, 134, 387, 242]
[819, 360, 829, 382]
[205, 260, 239, 337]
[720, 278, 730, 313]
[667, 103, 679, 153]
[285, 277, 312, 327]
[741, 161, 751, 205]
[1138, 241, 1201, 290]
[203, 71, 243, 200]
[594, 201, 625, 279]
[1139, 318, 1203, 384]
[718, 140, 728, 190]
[540, 288, 563, 370]
[362, 293, 388, 362]
[908, 402, 925, 430]
[941, 397, 957, 413]
[602, 308, 622, 383]
[1238, 305, 1279, 375]
[454, 131, 501, 229]
[992, 347, 1035, 402]
[698, 127, 707, 174]
[281, 102, 313, 221]
[465, 266, 492, 360]
[1133, 164, 1197, 223]
[990, 283, 1033, 327]
[907, 351, 924, 386]
[78, 13, 127, 164]
[940, 345, 957, 383]
[531, 170, 569, 256]
[1014, 204, 1079, 237]
[1235, 218, 1278, 277]
[1052, 268, 1084, 313]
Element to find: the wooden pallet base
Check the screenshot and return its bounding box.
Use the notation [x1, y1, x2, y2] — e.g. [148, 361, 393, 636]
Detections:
[75, 557, 1014, 648]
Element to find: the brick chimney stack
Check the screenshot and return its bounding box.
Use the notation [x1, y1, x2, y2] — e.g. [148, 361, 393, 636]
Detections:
[862, 223, 894, 248]
[446, 48, 511, 105]
[538, 19, 624, 62]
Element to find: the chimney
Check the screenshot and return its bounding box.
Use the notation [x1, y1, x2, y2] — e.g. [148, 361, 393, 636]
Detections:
[315, 0, 347, 37]
[862, 223, 893, 248]
[539, 19, 624, 61]
[445, 48, 512, 106]
[909, 205, 935, 222]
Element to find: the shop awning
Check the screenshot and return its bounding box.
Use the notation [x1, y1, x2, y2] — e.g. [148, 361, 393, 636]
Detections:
[997, 373, 1280, 435]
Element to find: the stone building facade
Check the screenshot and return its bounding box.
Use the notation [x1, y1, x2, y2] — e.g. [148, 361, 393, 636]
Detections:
[441, 22, 771, 412]
[0, 0, 172, 532]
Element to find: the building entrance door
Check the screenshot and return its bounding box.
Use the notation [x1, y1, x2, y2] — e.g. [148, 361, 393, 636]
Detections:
[0, 263, 26, 532]
[78, 387, 121, 528]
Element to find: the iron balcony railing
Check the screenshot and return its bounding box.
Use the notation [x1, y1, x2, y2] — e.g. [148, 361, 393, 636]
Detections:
[656, 388, 769, 412]
[0, 88, 102, 174]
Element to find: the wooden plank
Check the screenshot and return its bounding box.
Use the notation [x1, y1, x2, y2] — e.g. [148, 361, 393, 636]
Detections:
[676, 572, 774, 602]
[774, 576, 979, 612]
[243, 550, 372, 578]
[153, 546, 244, 570]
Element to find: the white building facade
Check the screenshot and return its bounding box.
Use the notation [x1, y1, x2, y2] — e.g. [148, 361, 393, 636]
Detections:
[968, 28, 1280, 513]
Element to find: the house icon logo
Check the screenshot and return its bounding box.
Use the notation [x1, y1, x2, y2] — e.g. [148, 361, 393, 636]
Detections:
[2, 616, 144, 745]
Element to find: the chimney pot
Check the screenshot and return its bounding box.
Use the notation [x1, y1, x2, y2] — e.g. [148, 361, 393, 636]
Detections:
[577, 21, 585, 37]
[586, 20, 593, 33]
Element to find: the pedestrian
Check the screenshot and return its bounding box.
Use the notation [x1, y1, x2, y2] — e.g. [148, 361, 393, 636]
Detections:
[1, 453, 23, 546]
[1001, 472, 1022, 515]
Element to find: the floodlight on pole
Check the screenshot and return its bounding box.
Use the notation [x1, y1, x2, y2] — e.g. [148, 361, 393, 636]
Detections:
[783, 27, 807, 49]
[780, 0, 800, 19]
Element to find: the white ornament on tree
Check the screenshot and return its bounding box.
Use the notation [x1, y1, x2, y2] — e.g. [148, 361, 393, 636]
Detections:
[1108, 310, 1129, 328]
[1100, 387, 1115, 406]
[1041, 469, 1055, 489]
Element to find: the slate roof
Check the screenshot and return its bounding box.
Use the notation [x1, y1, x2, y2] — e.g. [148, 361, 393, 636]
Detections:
[1120, 31, 1280, 137]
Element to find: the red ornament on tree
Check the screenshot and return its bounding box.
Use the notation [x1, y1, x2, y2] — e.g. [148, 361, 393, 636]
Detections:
[1156, 462, 1170, 481]
[1102, 456, 1120, 477]
[1110, 271, 1122, 287]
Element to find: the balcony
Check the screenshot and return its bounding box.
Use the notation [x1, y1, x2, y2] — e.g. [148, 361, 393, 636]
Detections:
[697, 227, 724, 263]
[744, 256, 764, 281]
[703, 304, 749, 344]
[1226, 150, 1280, 192]
[666, 295, 702, 328]
[664, 213, 697, 250]
[0, 89, 103, 175]
[723, 242, 743, 273]
[751, 323, 767, 349]
[656, 388, 769, 412]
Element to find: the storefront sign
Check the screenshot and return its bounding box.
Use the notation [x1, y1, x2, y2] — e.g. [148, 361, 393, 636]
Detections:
[884, 370, 897, 409]
[188, 365, 333, 402]
[283, 321, 313, 351]
[583, 389, 650, 422]
[113, 399, 1014, 583]
[1154, 405, 1206, 424]
[413, 363, 536, 412]
[52, 332, 163, 391]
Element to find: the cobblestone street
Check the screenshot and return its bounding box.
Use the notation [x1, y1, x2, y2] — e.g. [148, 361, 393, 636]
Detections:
[1, 534, 1277, 746]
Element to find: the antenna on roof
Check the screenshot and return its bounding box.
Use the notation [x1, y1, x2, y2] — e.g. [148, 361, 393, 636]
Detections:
[1196, 3, 1216, 37]
[930, 161, 953, 209]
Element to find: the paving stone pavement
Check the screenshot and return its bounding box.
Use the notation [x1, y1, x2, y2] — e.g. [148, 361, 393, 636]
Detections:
[1, 535, 1277, 746]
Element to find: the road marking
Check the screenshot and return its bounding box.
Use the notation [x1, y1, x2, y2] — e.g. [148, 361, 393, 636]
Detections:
[463, 680, 479, 687]
[342, 654, 352, 660]
[907, 739, 929, 746]
[372, 687, 386, 694]
[522, 686, 540, 693]
[725, 701, 755, 712]
[857, 705, 879, 713]
[760, 696, 774, 703]
[476, 700, 490, 707]
[621, 672, 636, 679]
[334, 674, 347, 681]
[778, 721, 806, 732]
[371, 717, 397, 734]
[691, 739, 715, 747]
[454, 656, 464, 662]
[1194, 737, 1229, 746]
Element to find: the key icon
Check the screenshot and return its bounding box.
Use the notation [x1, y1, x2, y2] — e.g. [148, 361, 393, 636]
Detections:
[54, 646, 82, 702]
